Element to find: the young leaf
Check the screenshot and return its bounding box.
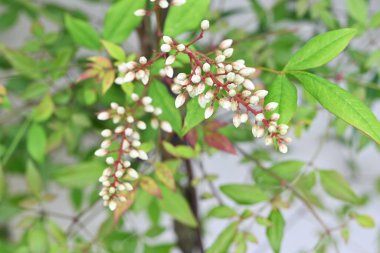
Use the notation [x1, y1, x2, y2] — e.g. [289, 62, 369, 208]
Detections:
[26, 161, 43, 197]
[155, 163, 176, 191]
[204, 132, 237, 155]
[220, 184, 268, 205]
[208, 205, 238, 219]
[319, 170, 360, 204]
[353, 214, 375, 228]
[265, 75, 297, 124]
[266, 209, 285, 253]
[346, 0, 368, 25]
[102, 70, 115, 94]
[64, 14, 100, 50]
[101, 40, 126, 61]
[140, 177, 162, 198]
[158, 185, 198, 228]
[284, 29, 356, 71]
[162, 141, 197, 159]
[164, 0, 211, 36]
[206, 222, 239, 253]
[182, 98, 206, 136]
[1, 48, 42, 79]
[27, 124, 47, 164]
[149, 81, 182, 134]
[292, 72, 380, 145]
[33, 95, 55, 122]
[103, 0, 145, 44]
[114, 191, 136, 223]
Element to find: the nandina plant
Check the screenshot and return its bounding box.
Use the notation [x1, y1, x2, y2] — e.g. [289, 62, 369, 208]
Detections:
[1, 0, 380, 252]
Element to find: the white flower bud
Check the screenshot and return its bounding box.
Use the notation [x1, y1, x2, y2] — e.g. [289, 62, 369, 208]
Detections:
[191, 74, 201, 84]
[164, 66, 174, 78]
[142, 96, 152, 105]
[198, 94, 208, 108]
[252, 125, 265, 138]
[240, 113, 248, 123]
[219, 39, 233, 49]
[151, 118, 159, 129]
[249, 95, 259, 105]
[268, 125, 277, 133]
[134, 9, 147, 16]
[265, 102, 279, 112]
[106, 157, 114, 165]
[228, 89, 236, 97]
[201, 20, 210, 30]
[233, 114, 241, 128]
[177, 73, 187, 81]
[139, 56, 147, 65]
[215, 55, 226, 63]
[127, 169, 139, 179]
[118, 63, 128, 73]
[137, 121, 147, 130]
[165, 55, 176, 65]
[177, 44, 186, 51]
[138, 150, 148, 160]
[172, 0, 186, 6]
[205, 77, 214, 86]
[243, 79, 255, 90]
[226, 72, 235, 82]
[161, 43, 171, 52]
[101, 140, 111, 149]
[97, 112, 110, 121]
[219, 99, 231, 110]
[115, 170, 124, 178]
[279, 143, 288, 154]
[95, 149, 107, 157]
[161, 121, 173, 133]
[223, 48, 234, 58]
[159, 0, 169, 8]
[205, 90, 214, 100]
[265, 136, 273, 146]
[175, 93, 186, 108]
[163, 35, 173, 44]
[271, 113, 280, 121]
[204, 106, 214, 119]
[240, 67, 256, 77]
[202, 63, 211, 72]
[255, 113, 265, 122]
[255, 90, 268, 99]
[101, 129, 112, 138]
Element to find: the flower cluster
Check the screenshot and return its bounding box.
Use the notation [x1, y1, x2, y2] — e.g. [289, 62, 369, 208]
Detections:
[134, 0, 186, 17]
[115, 57, 151, 86]
[95, 95, 172, 211]
[159, 20, 292, 153]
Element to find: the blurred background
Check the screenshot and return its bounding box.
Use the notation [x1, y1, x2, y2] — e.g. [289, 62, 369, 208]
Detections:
[1, 0, 380, 252]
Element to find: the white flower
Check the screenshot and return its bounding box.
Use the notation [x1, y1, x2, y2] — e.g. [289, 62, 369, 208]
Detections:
[137, 121, 147, 130]
[233, 114, 241, 128]
[139, 56, 147, 64]
[198, 94, 208, 108]
[134, 9, 147, 16]
[191, 75, 201, 84]
[240, 67, 256, 77]
[219, 39, 233, 49]
[177, 44, 186, 52]
[252, 125, 265, 138]
[127, 168, 139, 179]
[243, 80, 255, 90]
[106, 157, 114, 165]
[109, 200, 117, 211]
[202, 63, 211, 72]
[97, 112, 110, 121]
[254, 90, 268, 99]
[271, 113, 280, 121]
[138, 150, 148, 160]
[240, 113, 248, 123]
[175, 93, 186, 108]
[164, 66, 174, 78]
[204, 106, 214, 119]
[255, 113, 265, 122]
[124, 72, 135, 83]
[142, 96, 152, 105]
[201, 20, 210, 30]
[265, 136, 273, 146]
[163, 35, 173, 44]
[159, 0, 169, 8]
[160, 121, 173, 133]
[223, 48, 234, 58]
[215, 55, 226, 63]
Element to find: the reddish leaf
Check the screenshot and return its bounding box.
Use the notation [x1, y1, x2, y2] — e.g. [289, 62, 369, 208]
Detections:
[77, 68, 99, 82]
[140, 176, 162, 198]
[204, 132, 237, 155]
[88, 56, 113, 69]
[102, 70, 115, 94]
[185, 129, 198, 148]
[155, 163, 176, 192]
[205, 120, 228, 131]
[113, 190, 136, 223]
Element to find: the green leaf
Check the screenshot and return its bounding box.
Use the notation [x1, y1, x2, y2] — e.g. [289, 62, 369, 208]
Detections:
[206, 222, 238, 253]
[265, 75, 297, 124]
[64, 14, 100, 50]
[26, 124, 47, 164]
[103, 0, 145, 44]
[158, 185, 198, 228]
[182, 98, 206, 136]
[208, 205, 238, 219]
[102, 70, 115, 94]
[26, 160, 43, 197]
[284, 29, 356, 71]
[28, 222, 49, 253]
[292, 72, 380, 145]
[101, 40, 126, 61]
[346, 0, 368, 25]
[33, 95, 55, 122]
[319, 170, 360, 204]
[266, 209, 285, 253]
[164, 0, 211, 36]
[220, 184, 268, 205]
[149, 81, 182, 134]
[354, 214, 375, 228]
[0, 166, 5, 201]
[162, 141, 197, 159]
[1, 48, 42, 79]
[253, 160, 305, 190]
[51, 161, 103, 188]
[341, 227, 350, 243]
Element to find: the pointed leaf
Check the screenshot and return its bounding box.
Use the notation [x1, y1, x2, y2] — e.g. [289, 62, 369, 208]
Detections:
[26, 161, 43, 197]
[101, 40, 126, 61]
[102, 70, 115, 94]
[208, 205, 238, 219]
[26, 124, 47, 164]
[206, 222, 238, 253]
[266, 209, 285, 253]
[155, 163, 176, 191]
[220, 184, 268, 205]
[285, 29, 356, 70]
[33, 95, 55, 122]
[182, 98, 206, 136]
[205, 132, 236, 155]
[140, 177, 162, 198]
[292, 71, 380, 145]
[265, 75, 297, 124]
[64, 14, 100, 50]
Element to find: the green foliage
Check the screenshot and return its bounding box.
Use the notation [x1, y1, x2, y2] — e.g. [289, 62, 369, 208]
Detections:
[220, 184, 268, 205]
[206, 222, 238, 253]
[266, 210, 285, 253]
[64, 14, 100, 50]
